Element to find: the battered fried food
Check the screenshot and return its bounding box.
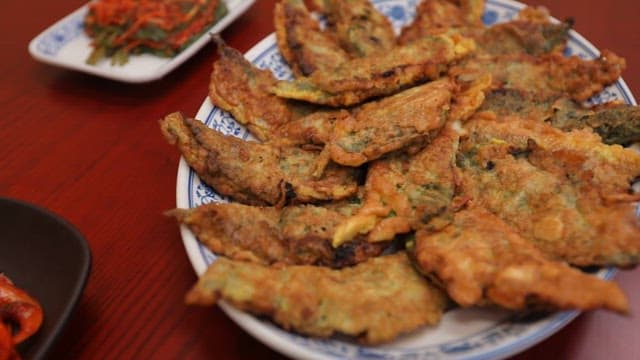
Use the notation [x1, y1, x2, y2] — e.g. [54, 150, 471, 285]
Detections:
[400, 5, 573, 56]
[169, 0, 639, 346]
[479, 88, 561, 123]
[333, 124, 461, 246]
[271, 32, 476, 106]
[276, 109, 348, 147]
[549, 100, 640, 145]
[473, 9, 570, 56]
[320, 0, 396, 57]
[278, 72, 488, 159]
[209, 37, 316, 142]
[160, 112, 359, 206]
[326, 78, 454, 167]
[457, 113, 640, 267]
[412, 206, 629, 313]
[399, 0, 484, 44]
[185, 253, 449, 344]
[450, 50, 626, 102]
[480, 89, 640, 145]
[402, 5, 570, 57]
[274, 0, 350, 77]
[168, 200, 390, 268]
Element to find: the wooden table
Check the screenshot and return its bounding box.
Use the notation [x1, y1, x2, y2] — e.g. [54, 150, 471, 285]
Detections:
[1, 0, 638, 358]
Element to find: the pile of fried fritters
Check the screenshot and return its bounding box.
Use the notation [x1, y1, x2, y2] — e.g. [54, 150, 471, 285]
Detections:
[160, 0, 640, 345]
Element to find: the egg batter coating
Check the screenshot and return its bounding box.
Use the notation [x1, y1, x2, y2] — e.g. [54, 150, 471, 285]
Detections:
[278, 73, 488, 164]
[473, 8, 570, 56]
[271, 32, 476, 106]
[274, 0, 350, 77]
[413, 206, 629, 313]
[186, 253, 449, 345]
[320, 0, 396, 57]
[333, 124, 461, 246]
[457, 113, 640, 267]
[275, 109, 348, 147]
[402, 5, 570, 58]
[478, 88, 565, 123]
[160, 112, 359, 206]
[169, 200, 389, 268]
[548, 100, 640, 146]
[208, 37, 317, 142]
[399, 0, 485, 44]
[326, 78, 455, 167]
[479, 88, 640, 145]
[450, 50, 625, 102]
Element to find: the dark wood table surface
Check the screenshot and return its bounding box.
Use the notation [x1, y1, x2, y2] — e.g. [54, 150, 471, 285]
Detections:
[1, 0, 639, 358]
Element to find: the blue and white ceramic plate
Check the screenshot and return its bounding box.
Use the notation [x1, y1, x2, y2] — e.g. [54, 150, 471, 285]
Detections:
[176, 0, 636, 359]
[28, 0, 255, 83]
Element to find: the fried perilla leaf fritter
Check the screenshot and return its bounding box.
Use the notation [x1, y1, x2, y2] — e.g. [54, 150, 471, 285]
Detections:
[399, 0, 485, 44]
[412, 206, 629, 313]
[276, 109, 348, 147]
[274, 0, 350, 77]
[168, 201, 389, 268]
[402, 5, 570, 57]
[480, 88, 640, 145]
[333, 125, 461, 246]
[186, 253, 449, 344]
[328, 76, 490, 245]
[457, 113, 640, 267]
[549, 99, 640, 146]
[278, 71, 488, 156]
[450, 50, 625, 102]
[271, 32, 476, 107]
[208, 37, 317, 142]
[473, 7, 571, 56]
[160, 112, 359, 206]
[326, 78, 455, 167]
[479, 88, 561, 123]
[320, 0, 396, 57]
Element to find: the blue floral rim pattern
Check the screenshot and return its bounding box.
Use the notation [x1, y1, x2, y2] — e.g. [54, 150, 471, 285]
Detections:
[35, 12, 85, 57]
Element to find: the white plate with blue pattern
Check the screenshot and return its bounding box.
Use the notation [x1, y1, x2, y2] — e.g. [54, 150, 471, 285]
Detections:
[28, 0, 255, 83]
[176, 0, 636, 359]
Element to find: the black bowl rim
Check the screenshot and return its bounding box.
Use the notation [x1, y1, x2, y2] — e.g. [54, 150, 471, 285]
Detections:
[0, 196, 92, 359]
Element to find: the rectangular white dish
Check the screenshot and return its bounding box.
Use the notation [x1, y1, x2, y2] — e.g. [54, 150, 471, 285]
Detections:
[28, 0, 256, 83]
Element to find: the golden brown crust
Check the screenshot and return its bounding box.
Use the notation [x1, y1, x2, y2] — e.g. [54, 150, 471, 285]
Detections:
[169, 201, 388, 268]
[479, 89, 640, 145]
[457, 114, 640, 266]
[159, 112, 359, 206]
[186, 253, 448, 344]
[209, 38, 297, 142]
[481, 20, 569, 57]
[413, 206, 629, 313]
[271, 32, 476, 106]
[399, 0, 485, 44]
[274, 0, 350, 77]
[333, 124, 461, 246]
[450, 50, 626, 102]
[275, 73, 488, 160]
[326, 79, 454, 167]
[552, 102, 640, 145]
[275, 110, 347, 147]
[322, 0, 396, 57]
[401, 4, 569, 58]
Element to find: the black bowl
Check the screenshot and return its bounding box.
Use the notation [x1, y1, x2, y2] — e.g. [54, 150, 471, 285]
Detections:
[0, 197, 91, 359]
